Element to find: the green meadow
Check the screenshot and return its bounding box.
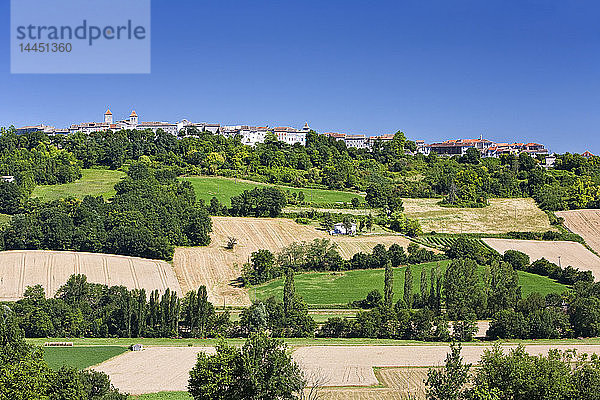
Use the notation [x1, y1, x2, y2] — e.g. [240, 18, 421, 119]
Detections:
[254, 261, 567, 307]
[31, 168, 126, 201]
[180, 175, 363, 206]
[43, 345, 127, 370]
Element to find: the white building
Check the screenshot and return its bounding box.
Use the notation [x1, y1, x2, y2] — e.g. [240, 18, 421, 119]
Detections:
[330, 222, 357, 236]
[344, 134, 369, 149]
[70, 109, 177, 135]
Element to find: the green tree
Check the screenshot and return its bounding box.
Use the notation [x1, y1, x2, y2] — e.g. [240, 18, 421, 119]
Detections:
[403, 266, 413, 308]
[383, 260, 394, 310]
[426, 343, 472, 400]
[188, 333, 304, 400]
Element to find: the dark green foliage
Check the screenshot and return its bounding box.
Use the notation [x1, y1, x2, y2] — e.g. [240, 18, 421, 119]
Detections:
[384, 260, 394, 310]
[444, 259, 485, 320]
[230, 187, 287, 217]
[242, 249, 277, 285]
[1, 162, 212, 260]
[426, 343, 600, 400]
[0, 304, 125, 400]
[188, 333, 304, 400]
[503, 249, 530, 270]
[426, 342, 472, 400]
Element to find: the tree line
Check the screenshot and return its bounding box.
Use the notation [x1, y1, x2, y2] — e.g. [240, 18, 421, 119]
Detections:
[0, 305, 126, 399]
[241, 240, 441, 285]
[0, 162, 212, 260]
[5, 127, 600, 212]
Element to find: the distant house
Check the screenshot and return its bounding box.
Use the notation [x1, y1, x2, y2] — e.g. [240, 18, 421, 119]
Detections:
[330, 222, 357, 236]
[0, 176, 15, 183]
[130, 344, 144, 351]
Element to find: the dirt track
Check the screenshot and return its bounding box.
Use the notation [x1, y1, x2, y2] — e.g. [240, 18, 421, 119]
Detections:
[482, 238, 600, 279]
[0, 250, 181, 301]
[173, 217, 419, 306]
[93, 344, 600, 394]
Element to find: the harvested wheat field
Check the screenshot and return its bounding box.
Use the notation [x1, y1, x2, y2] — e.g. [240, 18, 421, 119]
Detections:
[0, 250, 181, 301]
[556, 209, 600, 254]
[93, 347, 214, 394]
[403, 198, 553, 234]
[482, 238, 600, 279]
[94, 344, 600, 395]
[319, 368, 430, 400]
[173, 217, 422, 306]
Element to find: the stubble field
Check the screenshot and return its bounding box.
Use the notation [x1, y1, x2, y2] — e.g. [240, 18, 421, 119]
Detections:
[482, 238, 600, 279]
[93, 344, 600, 396]
[556, 209, 600, 254]
[0, 250, 181, 301]
[403, 198, 553, 234]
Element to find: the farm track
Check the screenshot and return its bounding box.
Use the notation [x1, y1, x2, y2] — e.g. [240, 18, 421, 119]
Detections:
[172, 217, 422, 306]
[0, 250, 181, 300]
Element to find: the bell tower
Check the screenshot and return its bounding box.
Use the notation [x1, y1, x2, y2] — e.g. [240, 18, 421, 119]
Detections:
[104, 108, 113, 124]
[129, 110, 138, 125]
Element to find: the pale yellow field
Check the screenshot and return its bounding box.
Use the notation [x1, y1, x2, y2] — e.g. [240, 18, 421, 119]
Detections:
[93, 344, 600, 395]
[556, 209, 600, 255]
[173, 217, 423, 306]
[482, 238, 600, 279]
[0, 250, 181, 301]
[403, 198, 553, 234]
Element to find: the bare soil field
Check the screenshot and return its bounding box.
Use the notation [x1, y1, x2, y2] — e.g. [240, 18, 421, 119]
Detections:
[403, 198, 553, 234]
[173, 217, 422, 306]
[556, 209, 600, 254]
[482, 238, 600, 279]
[0, 250, 181, 301]
[94, 344, 600, 395]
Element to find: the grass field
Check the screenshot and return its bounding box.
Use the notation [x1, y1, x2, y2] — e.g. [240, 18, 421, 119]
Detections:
[403, 198, 554, 234]
[254, 261, 567, 307]
[0, 213, 10, 225]
[43, 346, 127, 370]
[180, 175, 363, 206]
[31, 168, 125, 201]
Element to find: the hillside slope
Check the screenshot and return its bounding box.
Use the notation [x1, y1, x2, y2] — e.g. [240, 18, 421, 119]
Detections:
[173, 217, 424, 306]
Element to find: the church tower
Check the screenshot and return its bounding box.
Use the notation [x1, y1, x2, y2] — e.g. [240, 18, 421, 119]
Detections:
[104, 109, 113, 124]
[129, 110, 138, 125]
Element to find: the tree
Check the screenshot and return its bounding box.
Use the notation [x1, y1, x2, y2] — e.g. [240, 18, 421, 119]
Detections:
[242, 249, 277, 285]
[403, 266, 413, 308]
[188, 333, 304, 400]
[383, 260, 394, 310]
[503, 250, 530, 271]
[426, 343, 472, 400]
[444, 259, 485, 321]
[283, 268, 296, 318]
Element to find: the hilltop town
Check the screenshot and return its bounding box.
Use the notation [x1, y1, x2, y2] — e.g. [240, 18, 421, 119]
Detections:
[17, 108, 554, 158]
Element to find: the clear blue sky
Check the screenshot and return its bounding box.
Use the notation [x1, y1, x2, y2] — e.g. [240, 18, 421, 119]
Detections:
[1, 0, 599, 153]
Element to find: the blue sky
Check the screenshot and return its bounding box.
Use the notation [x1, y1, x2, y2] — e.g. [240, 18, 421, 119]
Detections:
[1, 0, 599, 153]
